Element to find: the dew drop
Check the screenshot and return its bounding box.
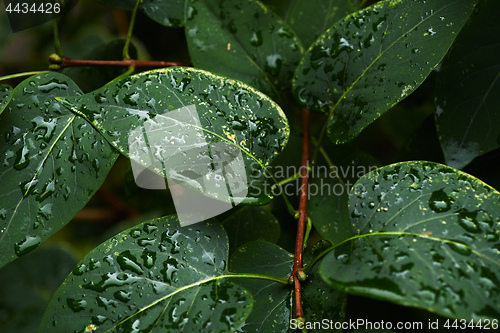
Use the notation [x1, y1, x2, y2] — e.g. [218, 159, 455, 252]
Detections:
[15, 235, 41, 256]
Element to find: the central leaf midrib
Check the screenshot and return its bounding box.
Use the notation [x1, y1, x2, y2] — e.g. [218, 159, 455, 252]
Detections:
[0, 114, 76, 245]
[332, 231, 500, 268]
[82, 102, 269, 171]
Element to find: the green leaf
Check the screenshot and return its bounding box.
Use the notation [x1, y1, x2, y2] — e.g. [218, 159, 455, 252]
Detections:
[229, 241, 293, 333]
[63, 39, 138, 93]
[222, 206, 280, 254]
[39, 215, 253, 332]
[320, 161, 500, 320]
[0, 73, 118, 268]
[0, 247, 77, 333]
[185, 0, 304, 97]
[435, 0, 500, 169]
[57, 67, 290, 205]
[302, 240, 346, 332]
[308, 153, 380, 244]
[0, 84, 12, 115]
[286, 0, 360, 48]
[293, 0, 476, 144]
[96, 0, 186, 27]
[307, 174, 351, 245]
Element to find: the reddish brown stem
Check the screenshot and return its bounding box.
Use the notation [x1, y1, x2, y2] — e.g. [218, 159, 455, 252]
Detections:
[291, 107, 310, 319]
[58, 57, 189, 69]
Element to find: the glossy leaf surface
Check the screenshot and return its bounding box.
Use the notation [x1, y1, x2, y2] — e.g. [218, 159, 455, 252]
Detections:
[293, 0, 475, 144]
[0, 83, 12, 114]
[0, 73, 118, 268]
[185, 0, 304, 97]
[229, 241, 293, 333]
[96, 0, 185, 27]
[286, 0, 360, 48]
[222, 206, 280, 254]
[39, 215, 253, 332]
[57, 67, 290, 205]
[435, 0, 500, 169]
[0, 247, 76, 333]
[320, 161, 500, 319]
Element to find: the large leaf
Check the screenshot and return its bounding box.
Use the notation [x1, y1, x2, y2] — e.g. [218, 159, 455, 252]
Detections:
[293, 0, 476, 144]
[221, 206, 280, 254]
[39, 215, 253, 332]
[96, 0, 186, 27]
[0, 83, 12, 115]
[285, 0, 360, 48]
[0, 72, 118, 268]
[435, 0, 500, 169]
[185, 0, 304, 97]
[57, 67, 290, 205]
[229, 241, 293, 333]
[320, 161, 500, 320]
[0, 247, 77, 333]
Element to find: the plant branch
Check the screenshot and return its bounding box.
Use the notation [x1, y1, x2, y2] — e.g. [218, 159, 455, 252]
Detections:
[53, 57, 189, 69]
[291, 107, 310, 320]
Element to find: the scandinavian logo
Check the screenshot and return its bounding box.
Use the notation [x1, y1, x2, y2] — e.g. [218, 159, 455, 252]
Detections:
[128, 105, 248, 226]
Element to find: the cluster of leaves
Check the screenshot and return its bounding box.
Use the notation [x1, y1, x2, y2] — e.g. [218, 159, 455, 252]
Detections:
[0, 0, 499, 332]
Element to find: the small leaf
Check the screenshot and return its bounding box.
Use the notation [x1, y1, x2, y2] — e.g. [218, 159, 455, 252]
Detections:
[286, 0, 360, 48]
[0, 83, 13, 115]
[39, 215, 253, 332]
[0, 247, 76, 333]
[0, 73, 118, 268]
[293, 0, 476, 144]
[185, 0, 304, 97]
[435, 0, 500, 169]
[302, 240, 346, 332]
[57, 67, 290, 205]
[320, 161, 500, 320]
[308, 153, 380, 244]
[229, 241, 293, 333]
[96, 0, 186, 27]
[222, 206, 280, 254]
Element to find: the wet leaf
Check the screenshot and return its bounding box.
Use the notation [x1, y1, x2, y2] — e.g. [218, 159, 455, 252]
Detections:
[293, 0, 476, 144]
[39, 215, 254, 332]
[63, 39, 138, 93]
[57, 67, 290, 205]
[229, 241, 293, 333]
[0, 247, 77, 333]
[96, 0, 185, 27]
[0, 84, 12, 115]
[302, 240, 346, 332]
[320, 161, 500, 320]
[222, 206, 280, 254]
[285, 0, 360, 48]
[185, 0, 304, 97]
[435, 0, 500, 169]
[0, 72, 118, 268]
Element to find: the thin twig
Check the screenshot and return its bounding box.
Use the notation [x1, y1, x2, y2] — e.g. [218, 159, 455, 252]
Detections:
[291, 108, 310, 320]
[56, 57, 189, 69]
